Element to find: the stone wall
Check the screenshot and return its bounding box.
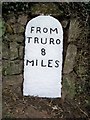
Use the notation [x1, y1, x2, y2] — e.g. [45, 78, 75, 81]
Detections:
[2, 2, 90, 118]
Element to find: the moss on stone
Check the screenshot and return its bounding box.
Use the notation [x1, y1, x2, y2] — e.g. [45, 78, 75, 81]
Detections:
[31, 3, 63, 16]
[0, 19, 6, 37]
[2, 60, 10, 76]
[63, 72, 76, 99]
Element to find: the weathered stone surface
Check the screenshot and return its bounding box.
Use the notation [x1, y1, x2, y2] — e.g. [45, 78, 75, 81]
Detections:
[68, 19, 83, 42]
[17, 14, 28, 25]
[31, 3, 63, 16]
[62, 72, 77, 99]
[2, 60, 10, 76]
[75, 64, 88, 78]
[78, 65, 87, 75]
[7, 15, 16, 24]
[6, 14, 17, 34]
[10, 42, 19, 60]
[7, 34, 24, 43]
[0, 37, 2, 60]
[0, 19, 6, 37]
[6, 23, 13, 34]
[12, 23, 24, 34]
[19, 45, 24, 59]
[2, 41, 9, 59]
[9, 60, 23, 75]
[75, 49, 88, 78]
[2, 60, 23, 75]
[3, 34, 9, 41]
[63, 44, 77, 74]
[61, 20, 69, 28]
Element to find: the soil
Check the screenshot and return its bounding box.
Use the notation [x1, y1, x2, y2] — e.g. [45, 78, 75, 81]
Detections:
[2, 75, 90, 119]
